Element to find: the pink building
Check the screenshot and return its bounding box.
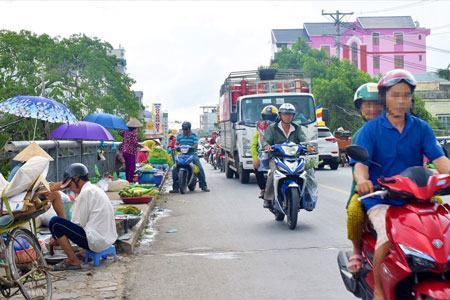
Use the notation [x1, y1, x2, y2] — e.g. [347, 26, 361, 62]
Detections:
[271, 16, 430, 75]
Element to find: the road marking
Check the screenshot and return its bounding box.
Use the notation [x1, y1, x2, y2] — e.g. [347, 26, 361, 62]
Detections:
[319, 184, 348, 195]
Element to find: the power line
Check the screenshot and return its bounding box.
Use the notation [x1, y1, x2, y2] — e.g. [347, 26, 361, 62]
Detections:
[321, 10, 354, 59]
[338, 21, 450, 54]
[357, 0, 436, 15]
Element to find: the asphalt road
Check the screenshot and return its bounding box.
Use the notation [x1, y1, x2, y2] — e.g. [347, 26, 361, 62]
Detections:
[126, 163, 355, 300]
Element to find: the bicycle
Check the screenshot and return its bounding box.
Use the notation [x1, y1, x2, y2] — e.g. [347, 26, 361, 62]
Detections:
[0, 200, 52, 299]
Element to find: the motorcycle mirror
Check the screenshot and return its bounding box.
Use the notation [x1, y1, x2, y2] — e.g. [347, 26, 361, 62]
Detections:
[346, 145, 369, 162]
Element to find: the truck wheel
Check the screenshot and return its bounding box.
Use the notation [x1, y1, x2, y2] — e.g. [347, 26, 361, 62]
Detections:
[225, 160, 234, 179]
[330, 161, 339, 170]
[238, 166, 250, 184]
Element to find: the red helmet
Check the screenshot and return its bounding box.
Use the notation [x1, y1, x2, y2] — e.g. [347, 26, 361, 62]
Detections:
[377, 69, 417, 92]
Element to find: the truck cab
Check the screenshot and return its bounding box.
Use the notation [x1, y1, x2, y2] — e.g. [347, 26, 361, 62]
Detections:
[219, 69, 318, 184]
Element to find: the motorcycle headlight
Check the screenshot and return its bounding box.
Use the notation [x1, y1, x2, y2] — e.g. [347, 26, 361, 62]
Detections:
[399, 244, 437, 272]
[281, 145, 298, 156]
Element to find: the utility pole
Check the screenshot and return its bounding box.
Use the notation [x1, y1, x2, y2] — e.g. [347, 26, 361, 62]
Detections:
[322, 10, 354, 59]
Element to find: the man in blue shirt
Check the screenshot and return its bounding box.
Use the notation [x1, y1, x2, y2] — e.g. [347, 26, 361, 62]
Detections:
[353, 69, 450, 300]
[170, 121, 210, 193]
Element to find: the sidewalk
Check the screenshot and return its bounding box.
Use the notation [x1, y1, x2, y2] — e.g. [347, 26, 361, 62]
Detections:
[52, 172, 169, 299]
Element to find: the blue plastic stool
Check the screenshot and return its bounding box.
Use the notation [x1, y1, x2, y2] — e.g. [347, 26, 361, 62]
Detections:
[83, 245, 117, 267]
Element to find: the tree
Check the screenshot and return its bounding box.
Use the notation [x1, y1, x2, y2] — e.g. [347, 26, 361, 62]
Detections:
[437, 64, 450, 80]
[0, 30, 142, 142]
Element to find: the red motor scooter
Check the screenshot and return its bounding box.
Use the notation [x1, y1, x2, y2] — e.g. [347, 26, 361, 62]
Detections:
[338, 145, 450, 300]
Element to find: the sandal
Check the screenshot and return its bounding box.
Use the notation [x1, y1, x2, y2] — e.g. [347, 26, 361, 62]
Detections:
[347, 254, 363, 273]
[52, 260, 82, 271]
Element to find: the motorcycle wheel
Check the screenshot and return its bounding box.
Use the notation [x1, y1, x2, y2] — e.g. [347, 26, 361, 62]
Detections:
[188, 177, 197, 191]
[286, 188, 300, 230]
[179, 170, 187, 194]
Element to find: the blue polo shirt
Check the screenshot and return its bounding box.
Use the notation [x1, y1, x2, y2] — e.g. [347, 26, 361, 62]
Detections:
[176, 133, 198, 154]
[352, 112, 444, 210]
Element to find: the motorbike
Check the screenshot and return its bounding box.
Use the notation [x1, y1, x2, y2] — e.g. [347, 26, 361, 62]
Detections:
[209, 145, 217, 169]
[267, 141, 315, 230]
[174, 145, 199, 194]
[216, 145, 225, 172]
[338, 145, 450, 300]
[204, 144, 212, 163]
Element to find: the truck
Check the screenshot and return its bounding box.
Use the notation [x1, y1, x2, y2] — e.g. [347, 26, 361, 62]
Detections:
[218, 69, 318, 183]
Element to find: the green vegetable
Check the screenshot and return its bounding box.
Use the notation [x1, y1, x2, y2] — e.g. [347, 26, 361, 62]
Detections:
[115, 205, 141, 215]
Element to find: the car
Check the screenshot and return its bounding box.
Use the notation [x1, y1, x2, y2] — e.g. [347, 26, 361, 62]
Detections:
[317, 126, 339, 170]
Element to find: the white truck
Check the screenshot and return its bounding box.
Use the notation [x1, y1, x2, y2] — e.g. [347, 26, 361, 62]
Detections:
[218, 69, 318, 183]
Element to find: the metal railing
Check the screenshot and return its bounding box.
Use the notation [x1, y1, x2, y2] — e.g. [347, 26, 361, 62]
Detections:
[2, 140, 120, 182]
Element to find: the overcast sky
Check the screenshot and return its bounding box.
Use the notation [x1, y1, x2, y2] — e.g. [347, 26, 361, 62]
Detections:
[1, 0, 449, 127]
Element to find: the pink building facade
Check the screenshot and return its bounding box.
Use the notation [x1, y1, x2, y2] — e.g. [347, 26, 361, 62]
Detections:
[272, 16, 430, 76]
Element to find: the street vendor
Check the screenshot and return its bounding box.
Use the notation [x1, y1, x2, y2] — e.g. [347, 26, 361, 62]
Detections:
[49, 163, 117, 271]
[9, 142, 66, 218]
[120, 117, 143, 182]
[136, 146, 150, 164]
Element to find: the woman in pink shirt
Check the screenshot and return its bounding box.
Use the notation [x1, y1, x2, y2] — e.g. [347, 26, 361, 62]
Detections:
[120, 118, 142, 182]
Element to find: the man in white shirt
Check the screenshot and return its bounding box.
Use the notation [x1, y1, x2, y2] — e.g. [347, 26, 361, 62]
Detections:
[49, 163, 117, 270]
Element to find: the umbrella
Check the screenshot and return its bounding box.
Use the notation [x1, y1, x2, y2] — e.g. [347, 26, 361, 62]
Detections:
[50, 121, 114, 141]
[0, 95, 77, 140]
[84, 113, 128, 131]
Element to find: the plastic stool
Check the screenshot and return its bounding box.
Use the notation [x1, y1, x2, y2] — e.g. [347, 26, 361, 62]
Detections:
[83, 245, 117, 267]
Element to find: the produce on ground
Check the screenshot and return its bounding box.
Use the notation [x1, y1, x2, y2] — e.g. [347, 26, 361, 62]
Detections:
[115, 205, 141, 215]
[119, 185, 159, 198]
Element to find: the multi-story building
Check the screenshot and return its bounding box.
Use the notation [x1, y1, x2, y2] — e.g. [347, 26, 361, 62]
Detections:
[272, 16, 430, 75]
[109, 47, 127, 74]
[199, 106, 218, 136]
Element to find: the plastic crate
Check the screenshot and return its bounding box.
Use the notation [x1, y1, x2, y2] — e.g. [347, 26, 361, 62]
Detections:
[138, 170, 163, 185]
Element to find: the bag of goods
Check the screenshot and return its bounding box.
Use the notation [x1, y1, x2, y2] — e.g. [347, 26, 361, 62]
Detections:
[107, 179, 129, 192]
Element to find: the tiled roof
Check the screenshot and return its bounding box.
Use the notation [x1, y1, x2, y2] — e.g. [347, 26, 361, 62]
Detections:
[357, 16, 416, 29]
[304, 22, 353, 36]
[271, 29, 309, 43]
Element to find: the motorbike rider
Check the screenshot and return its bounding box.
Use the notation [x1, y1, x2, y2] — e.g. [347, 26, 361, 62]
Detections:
[251, 105, 278, 198]
[262, 103, 318, 209]
[345, 82, 384, 273]
[352, 69, 450, 300]
[170, 121, 210, 193]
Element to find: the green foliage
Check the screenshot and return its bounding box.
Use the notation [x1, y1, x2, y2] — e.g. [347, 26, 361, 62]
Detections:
[437, 65, 450, 81]
[0, 30, 142, 140]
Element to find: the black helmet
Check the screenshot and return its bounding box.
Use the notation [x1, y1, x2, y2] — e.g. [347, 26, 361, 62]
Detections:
[181, 121, 191, 130]
[61, 163, 89, 188]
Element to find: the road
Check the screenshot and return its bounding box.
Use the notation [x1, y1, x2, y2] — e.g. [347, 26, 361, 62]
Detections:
[126, 163, 354, 300]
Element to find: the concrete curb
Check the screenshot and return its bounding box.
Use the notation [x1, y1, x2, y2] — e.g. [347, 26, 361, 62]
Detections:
[115, 168, 169, 254]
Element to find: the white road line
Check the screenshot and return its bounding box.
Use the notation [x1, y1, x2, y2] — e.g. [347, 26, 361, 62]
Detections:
[319, 184, 349, 195]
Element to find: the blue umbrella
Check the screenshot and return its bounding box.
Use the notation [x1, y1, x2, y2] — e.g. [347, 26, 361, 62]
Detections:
[0, 95, 77, 124]
[0, 95, 78, 140]
[84, 113, 128, 130]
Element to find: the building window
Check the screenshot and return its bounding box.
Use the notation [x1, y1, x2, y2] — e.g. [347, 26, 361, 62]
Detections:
[419, 55, 422, 61]
[418, 34, 422, 40]
[373, 55, 380, 69]
[372, 33, 379, 46]
[394, 33, 403, 45]
[321, 45, 330, 56]
[394, 55, 404, 68]
[437, 115, 450, 129]
[351, 42, 358, 67]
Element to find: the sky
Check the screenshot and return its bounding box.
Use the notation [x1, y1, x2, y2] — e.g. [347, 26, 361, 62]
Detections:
[0, 0, 449, 128]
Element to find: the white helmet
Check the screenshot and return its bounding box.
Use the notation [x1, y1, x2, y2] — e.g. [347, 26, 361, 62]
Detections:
[278, 103, 296, 116]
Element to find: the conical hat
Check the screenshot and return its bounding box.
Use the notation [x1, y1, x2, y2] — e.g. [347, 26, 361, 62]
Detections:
[126, 117, 143, 128]
[13, 143, 54, 162]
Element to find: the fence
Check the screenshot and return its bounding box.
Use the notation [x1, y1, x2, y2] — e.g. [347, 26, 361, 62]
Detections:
[1, 140, 120, 182]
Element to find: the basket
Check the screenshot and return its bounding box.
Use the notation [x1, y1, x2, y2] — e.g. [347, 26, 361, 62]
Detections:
[120, 196, 153, 204]
[152, 164, 169, 171]
[138, 170, 163, 185]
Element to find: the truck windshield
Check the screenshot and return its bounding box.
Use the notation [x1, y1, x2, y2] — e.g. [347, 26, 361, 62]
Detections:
[240, 95, 316, 126]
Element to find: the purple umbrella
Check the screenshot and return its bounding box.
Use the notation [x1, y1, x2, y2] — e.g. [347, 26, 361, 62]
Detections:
[50, 121, 114, 141]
